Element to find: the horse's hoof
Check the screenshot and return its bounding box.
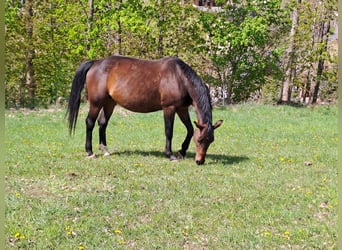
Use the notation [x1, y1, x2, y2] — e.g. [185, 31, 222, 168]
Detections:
[87, 153, 97, 159]
[176, 151, 184, 159]
[170, 155, 178, 161]
[103, 152, 111, 157]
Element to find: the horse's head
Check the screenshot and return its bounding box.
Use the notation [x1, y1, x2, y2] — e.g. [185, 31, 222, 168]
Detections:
[193, 120, 223, 165]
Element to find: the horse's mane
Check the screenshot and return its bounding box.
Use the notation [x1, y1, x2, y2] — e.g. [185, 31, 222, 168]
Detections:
[175, 58, 212, 124]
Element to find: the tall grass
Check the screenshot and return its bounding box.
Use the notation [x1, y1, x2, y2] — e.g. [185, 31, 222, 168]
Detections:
[5, 105, 337, 249]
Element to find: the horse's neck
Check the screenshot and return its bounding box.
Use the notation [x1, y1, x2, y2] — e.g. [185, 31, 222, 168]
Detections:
[194, 102, 212, 125]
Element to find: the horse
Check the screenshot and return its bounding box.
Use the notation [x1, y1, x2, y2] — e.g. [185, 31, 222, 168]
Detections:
[66, 55, 222, 165]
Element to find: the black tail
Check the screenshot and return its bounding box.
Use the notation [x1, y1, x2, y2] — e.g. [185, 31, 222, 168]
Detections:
[66, 60, 96, 135]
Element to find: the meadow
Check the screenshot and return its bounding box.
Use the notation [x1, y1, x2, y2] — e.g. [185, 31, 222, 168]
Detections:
[5, 104, 337, 249]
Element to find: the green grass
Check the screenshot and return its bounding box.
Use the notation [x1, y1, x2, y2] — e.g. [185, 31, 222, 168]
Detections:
[5, 104, 337, 249]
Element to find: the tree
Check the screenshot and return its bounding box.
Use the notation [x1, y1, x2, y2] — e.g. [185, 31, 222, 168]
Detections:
[6, 0, 37, 108]
[146, 0, 201, 59]
[309, 0, 337, 103]
[199, 0, 288, 105]
[279, 0, 337, 104]
[5, 0, 337, 108]
[6, 0, 94, 107]
[5, 0, 26, 107]
[24, 0, 36, 108]
[280, 0, 300, 104]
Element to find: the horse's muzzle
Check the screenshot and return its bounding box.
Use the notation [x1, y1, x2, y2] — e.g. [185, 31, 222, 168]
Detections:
[196, 159, 205, 165]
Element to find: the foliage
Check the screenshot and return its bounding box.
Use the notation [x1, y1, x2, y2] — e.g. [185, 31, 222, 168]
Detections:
[279, 0, 338, 104]
[260, 78, 282, 104]
[5, 0, 79, 107]
[5, 0, 338, 108]
[198, 0, 289, 104]
[5, 0, 201, 108]
[5, 0, 28, 107]
[5, 105, 337, 248]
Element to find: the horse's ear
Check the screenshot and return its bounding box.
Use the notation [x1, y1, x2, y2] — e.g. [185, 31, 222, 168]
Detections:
[194, 121, 205, 130]
[213, 120, 223, 129]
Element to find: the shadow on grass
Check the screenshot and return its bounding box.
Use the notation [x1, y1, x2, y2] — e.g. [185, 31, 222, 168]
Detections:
[110, 150, 249, 165]
[205, 154, 249, 165]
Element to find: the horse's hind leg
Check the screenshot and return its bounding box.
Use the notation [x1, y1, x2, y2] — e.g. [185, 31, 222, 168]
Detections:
[85, 104, 102, 158]
[176, 107, 194, 158]
[98, 100, 115, 156]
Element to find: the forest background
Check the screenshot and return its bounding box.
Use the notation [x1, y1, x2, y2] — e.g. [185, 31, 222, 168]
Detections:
[5, 0, 338, 108]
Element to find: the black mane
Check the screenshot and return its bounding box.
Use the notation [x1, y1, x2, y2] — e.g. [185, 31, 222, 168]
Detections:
[175, 58, 213, 125]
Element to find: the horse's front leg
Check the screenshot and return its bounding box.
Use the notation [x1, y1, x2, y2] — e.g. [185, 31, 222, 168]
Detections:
[176, 108, 194, 159]
[163, 107, 177, 161]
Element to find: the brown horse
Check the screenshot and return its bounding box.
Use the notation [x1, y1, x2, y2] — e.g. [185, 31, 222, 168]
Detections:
[67, 55, 222, 165]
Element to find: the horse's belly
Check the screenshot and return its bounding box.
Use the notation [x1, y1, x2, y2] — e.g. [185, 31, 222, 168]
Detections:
[120, 102, 162, 113]
[113, 92, 162, 113]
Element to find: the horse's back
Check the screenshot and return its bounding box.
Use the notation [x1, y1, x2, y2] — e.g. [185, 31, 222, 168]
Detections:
[86, 56, 191, 112]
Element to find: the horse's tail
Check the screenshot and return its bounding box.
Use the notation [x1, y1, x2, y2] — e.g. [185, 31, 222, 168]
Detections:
[67, 60, 96, 135]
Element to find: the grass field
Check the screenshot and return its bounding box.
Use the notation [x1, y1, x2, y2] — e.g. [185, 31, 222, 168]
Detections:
[5, 104, 337, 249]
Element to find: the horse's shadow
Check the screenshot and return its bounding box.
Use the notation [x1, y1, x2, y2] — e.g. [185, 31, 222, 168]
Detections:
[108, 150, 249, 165]
[204, 153, 249, 165]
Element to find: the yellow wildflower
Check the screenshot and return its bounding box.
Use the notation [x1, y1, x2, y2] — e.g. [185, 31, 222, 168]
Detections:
[65, 226, 76, 237]
[14, 232, 25, 239]
[114, 229, 122, 235]
[264, 231, 271, 237]
[284, 231, 290, 239]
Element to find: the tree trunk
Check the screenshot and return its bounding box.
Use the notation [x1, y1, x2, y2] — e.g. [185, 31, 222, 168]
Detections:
[302, 6, 318, 104]
[86, 0, 94, 54]
[225, 84, 232, 105]
[302, 69, 311, 103]
[310, 20, 330, 104]
[115, 0, 123, 55]
[157, 12, 165, 58]
[24, 0, 36, 108]
[117, 18, 122, 55]
[279, 0, 301, 104]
